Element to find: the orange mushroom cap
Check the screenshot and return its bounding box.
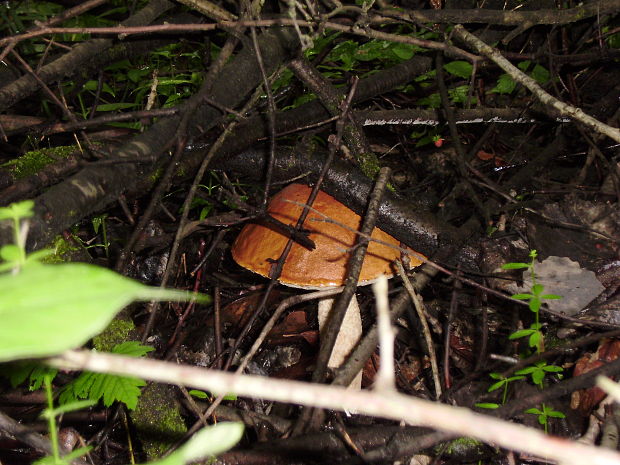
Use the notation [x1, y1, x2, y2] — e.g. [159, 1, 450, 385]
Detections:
[231, 184, 424, 288]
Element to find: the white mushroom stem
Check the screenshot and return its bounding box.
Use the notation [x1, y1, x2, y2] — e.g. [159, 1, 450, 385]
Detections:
[317, 296, 363, 389]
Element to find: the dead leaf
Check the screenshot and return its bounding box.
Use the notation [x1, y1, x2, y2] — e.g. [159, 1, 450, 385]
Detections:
[510, 256, 605, 315]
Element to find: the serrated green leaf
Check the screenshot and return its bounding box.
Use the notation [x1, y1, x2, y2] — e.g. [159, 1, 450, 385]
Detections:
[530, 64, 550, 84]
[101, 374, 145, 409]
[112, 341, 154, 357]
[518, 60, 531, 71]
[443, 61, 472, 79]
[61, 370, 145, 410]
[1, 361, 56, 390]
[147, 422, 244, 465]
[490, 74, 516, 94]
[0, 263, 208, 362]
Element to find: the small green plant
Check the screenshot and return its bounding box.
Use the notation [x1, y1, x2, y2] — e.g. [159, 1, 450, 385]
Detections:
[524, 404, 565, 434]
[489, 373, 526, 403]
[478, 251, 565, 429]
[34, 375, 95, 465]
[503, 250, 562, 353]
[514, 360, 563, 388]
[36, 375, 244, 465]
[0, 200, 240, 464]
[58, 341, 154, 410]
[0, 200, 53, 272]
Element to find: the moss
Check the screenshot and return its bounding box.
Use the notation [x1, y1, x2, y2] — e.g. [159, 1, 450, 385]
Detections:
[357, 151, 381, 179]
[40, 235, 94, 264]
[441, 436, 486, 458]
[150, 167, 164, 183]
[2, 146, 76, 179]
[92, 319, 135, 352]
[132, 383, 187, 459]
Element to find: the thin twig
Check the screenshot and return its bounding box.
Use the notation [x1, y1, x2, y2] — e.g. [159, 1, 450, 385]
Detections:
[396, 261, 442, 399]
[372, 275, 396, 392]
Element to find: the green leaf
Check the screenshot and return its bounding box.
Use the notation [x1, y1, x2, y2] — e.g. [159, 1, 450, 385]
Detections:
[189, 389, 209, 399]
[475, 403, 499, 409]
[531, 283, 545, 295]
[501, 262, 530, 270]
[60, 370, 146, 409]
[1, 361, 57, 390]
[147, 422, 244, 465]
[391, 42, 416, 60]
[443, 61, 472, 79]
[33, 446, 92, 465]
[112, 341, 154, 357]
[416, 93, 441, 109]
[515, 366, 536, 376]
[43, 399, 97, 418]
[0, 244, 21, 262]
[529, 331, 542, 350]
[517, 60, 531, 71]
[102, 374, 146, 409]
[490, 74, 516, 94]
[525, 407, 542, 415]
[25, 249, 55, 264]
[509, 329, 534, 340]
[511, 293, 533, 300]
[531, 368, 544, 385]
[0, 200, 34, 220]
[96, 102, 139, 112]
[488, 380, 506, 392]
[448, 85, 474, 105]
[529, 297, 541, 312]
[0, 263, 209, 362]
[547, 409, 565, 419]
[543, 365, 563, 373]
[530, 64, 550, 85]
[58, 342, 152, 409]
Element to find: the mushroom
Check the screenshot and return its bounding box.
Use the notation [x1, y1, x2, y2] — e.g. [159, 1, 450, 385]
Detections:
[231, 184, 423, 387]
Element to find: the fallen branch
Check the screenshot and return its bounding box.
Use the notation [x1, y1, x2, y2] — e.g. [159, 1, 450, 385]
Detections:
[453, 25, 620, 143]
[49, 350, 620, 465]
